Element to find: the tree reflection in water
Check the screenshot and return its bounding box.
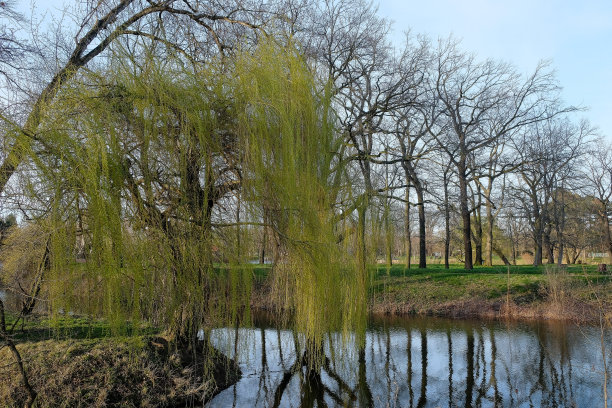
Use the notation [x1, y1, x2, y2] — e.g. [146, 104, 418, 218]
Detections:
[209, 315, 611, 407]
[465, 328, 474, 408]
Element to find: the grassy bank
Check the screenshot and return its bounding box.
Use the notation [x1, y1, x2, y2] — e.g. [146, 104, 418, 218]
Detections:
[2, 263, 609, 406]
[368, 263, 612, 323]
[248, 262, 612, 324]
[0, 316, 240, 407]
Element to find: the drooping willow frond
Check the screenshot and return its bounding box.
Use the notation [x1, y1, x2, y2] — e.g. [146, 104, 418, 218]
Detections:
[15, 37, 366, 363]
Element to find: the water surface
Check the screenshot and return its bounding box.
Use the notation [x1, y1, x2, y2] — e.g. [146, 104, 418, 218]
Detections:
[208, 315, 611, 407]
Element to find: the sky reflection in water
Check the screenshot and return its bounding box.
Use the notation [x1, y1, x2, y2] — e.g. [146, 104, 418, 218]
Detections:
[209, 315, 611, 407]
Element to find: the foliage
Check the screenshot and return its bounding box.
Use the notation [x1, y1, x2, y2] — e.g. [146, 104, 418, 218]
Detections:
[0, 213, 16, 232]
[12, 38, 364, 367]
[0, 223, 48, 312]
[233, 41, 364, 357]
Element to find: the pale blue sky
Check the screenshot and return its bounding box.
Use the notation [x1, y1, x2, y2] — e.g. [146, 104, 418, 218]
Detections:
[14, 1, 612, 139]
[378, 0, 612, 139]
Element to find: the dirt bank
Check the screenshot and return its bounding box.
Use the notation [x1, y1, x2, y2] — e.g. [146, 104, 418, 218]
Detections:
[369, 296, 610, 324]
[0, 336, 240, 407]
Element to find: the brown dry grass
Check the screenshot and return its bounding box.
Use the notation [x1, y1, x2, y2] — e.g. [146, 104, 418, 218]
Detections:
[0, 336, 239, 407]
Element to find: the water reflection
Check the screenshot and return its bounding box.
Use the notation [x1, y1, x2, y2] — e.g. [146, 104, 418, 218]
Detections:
[209, 315, 611, 407]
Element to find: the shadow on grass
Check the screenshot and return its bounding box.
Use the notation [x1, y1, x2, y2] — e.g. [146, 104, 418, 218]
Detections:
[373, 263, 605, 278]
[5, 314, 159, 343]
[369, 263, 611, 300]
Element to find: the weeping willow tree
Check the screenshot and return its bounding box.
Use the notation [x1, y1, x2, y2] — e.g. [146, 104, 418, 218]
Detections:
[234, 41, 366, 366]
[11, 37, 366, 369]
[28, 45, 251, 343]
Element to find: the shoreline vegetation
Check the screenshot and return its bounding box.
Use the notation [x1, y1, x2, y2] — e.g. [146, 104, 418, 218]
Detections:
[251, 262, 612, 325]
[1, 261, 610, 406]
[368, 264, 612, 324]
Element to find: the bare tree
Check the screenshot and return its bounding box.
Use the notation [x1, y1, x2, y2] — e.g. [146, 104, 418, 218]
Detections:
[0, 0, 275, 197]
[513, 118, 591, 265]
[391, 105, 435, 269]
[303, 1, 428, 278]
[470, 139, 518, 266]
[426, 38, 569, 269]
[583, 142, 612, 260]
[0, 1, 30, 80]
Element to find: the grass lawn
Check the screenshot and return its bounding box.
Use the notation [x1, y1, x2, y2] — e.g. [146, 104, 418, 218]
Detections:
[369, 263, 611, 319]
[3, 313, 159, 343]
[242, 260, 611, 320]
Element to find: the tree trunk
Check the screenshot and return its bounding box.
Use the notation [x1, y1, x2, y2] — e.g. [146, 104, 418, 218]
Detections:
[485, 199, 494, 266]
[416, 187, 427, 269]
[259, 229, 266, 264]
[404, 165, 426, 269]
[600, 202, 612, 261]
[556, 239, 564, 266]
[492, 245, 511, 266]
[458, 158, 473, 270]
[444, 175, 451, 270]
[534, 235, 543, 265]
[405, 187, 412, 270]
[542, 192, 554, 264]
[508, 222, 517, 265]
[0, 299, 37, 407]
[532, 191, 543, 266]
[473, 191, 483, 266]
[385, 202, 393, 267]
[473, 216, 483, 266]
[555, 189, 566, 266]
[544, 231, 554, 264]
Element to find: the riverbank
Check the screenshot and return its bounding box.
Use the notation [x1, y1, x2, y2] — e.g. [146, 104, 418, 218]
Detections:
[369, 264, 612, 323]
[0, 316, 240, 407]
[2, 263, 609, 405]
[251, 263, 612, 324]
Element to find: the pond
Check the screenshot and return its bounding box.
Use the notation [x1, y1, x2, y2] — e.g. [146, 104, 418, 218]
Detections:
[208, 314, 611, 407]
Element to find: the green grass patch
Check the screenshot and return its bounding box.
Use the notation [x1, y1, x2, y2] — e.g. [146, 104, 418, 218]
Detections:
[369, 263, 611, 307]
[373, 263, 600, 277]
[4, 314, 159, 343]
